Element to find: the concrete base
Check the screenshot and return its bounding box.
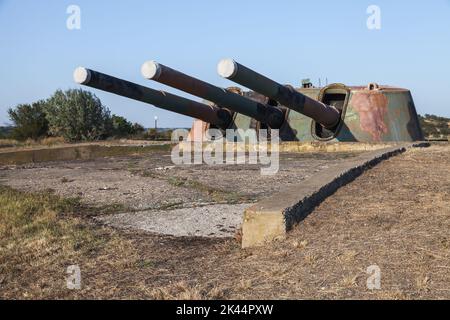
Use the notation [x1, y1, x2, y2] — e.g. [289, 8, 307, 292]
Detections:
[0, 143, 173, 166]
[178, 141, 400, 153]
[242, 142, 429, 248]
[98, 203, 251, 238]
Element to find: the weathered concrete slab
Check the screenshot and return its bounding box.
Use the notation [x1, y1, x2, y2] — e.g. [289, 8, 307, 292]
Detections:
[1, 149, 362, 211]
[97, 203, 251, 238]
[242, 142, 430, 248]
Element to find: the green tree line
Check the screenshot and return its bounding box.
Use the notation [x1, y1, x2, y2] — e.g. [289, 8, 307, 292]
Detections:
[418, 114, 450, 139]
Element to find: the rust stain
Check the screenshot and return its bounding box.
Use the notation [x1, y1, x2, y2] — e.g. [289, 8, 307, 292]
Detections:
[351, 91, 389, 141]
[187, 120, 209, 142]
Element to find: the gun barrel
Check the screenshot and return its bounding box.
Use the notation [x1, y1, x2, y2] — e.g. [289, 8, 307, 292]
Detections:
[217, 59, 340, 128]
[73, 67, 231, 129]
[141, 61, 284, 129]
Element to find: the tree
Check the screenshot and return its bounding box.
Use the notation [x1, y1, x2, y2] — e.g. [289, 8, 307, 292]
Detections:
[8, 101, 49, 140]
[45, 89, 111, 141]
[131, 122, 145, 135]
[110, 115, 145, 137]
[111, 115, 131, 137]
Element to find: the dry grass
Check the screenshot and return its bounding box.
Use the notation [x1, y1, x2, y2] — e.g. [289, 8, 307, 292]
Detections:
[340, 274, 359, 288]
[1, 144, 449, 299]
[147, 281, 227, 300]
[0, 137, 66, 149]
[0, 186, 139, 299]
[0, 139, 20, 148]
[38, 137, 66, 146]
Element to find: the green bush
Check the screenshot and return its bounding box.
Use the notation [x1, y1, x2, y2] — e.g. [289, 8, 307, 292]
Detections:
[7, 101, 49, 140]
[7, 89, 146, 142]
[419, 114, 450, 139]
[45, 89, 112, 141]
[139, 128, 174, 141]
[131, 123, 145, 135]
[110, 115, 145, 137]
[0, 127, 14, 140]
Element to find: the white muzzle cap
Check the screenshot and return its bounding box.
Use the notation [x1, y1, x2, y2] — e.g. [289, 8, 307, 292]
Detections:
[217, 58, 238, 79]
[73, 67, 91, 84]
[141, 60, 162, 80]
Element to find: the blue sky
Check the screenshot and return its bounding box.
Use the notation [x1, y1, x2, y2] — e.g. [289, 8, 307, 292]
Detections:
[1, 0, 449, 128]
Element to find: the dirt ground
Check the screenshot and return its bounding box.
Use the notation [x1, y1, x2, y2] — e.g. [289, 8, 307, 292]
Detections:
[0, 151, 359, 237]
[0, 144, 449, 299]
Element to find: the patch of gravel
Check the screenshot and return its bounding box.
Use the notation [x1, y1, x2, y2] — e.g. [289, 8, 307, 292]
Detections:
[1, 165, 207, 210]
[97, 203, 251, 238]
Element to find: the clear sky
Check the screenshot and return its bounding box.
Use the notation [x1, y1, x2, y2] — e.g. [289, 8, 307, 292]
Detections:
[1, 0, 449, 128]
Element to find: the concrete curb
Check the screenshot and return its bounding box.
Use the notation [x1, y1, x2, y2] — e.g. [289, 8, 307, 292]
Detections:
[242, 142, 430, 248]
[0, 144, 173, 166]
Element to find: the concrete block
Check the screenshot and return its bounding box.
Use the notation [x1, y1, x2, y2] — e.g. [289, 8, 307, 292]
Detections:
[241, 142, 429, 248]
